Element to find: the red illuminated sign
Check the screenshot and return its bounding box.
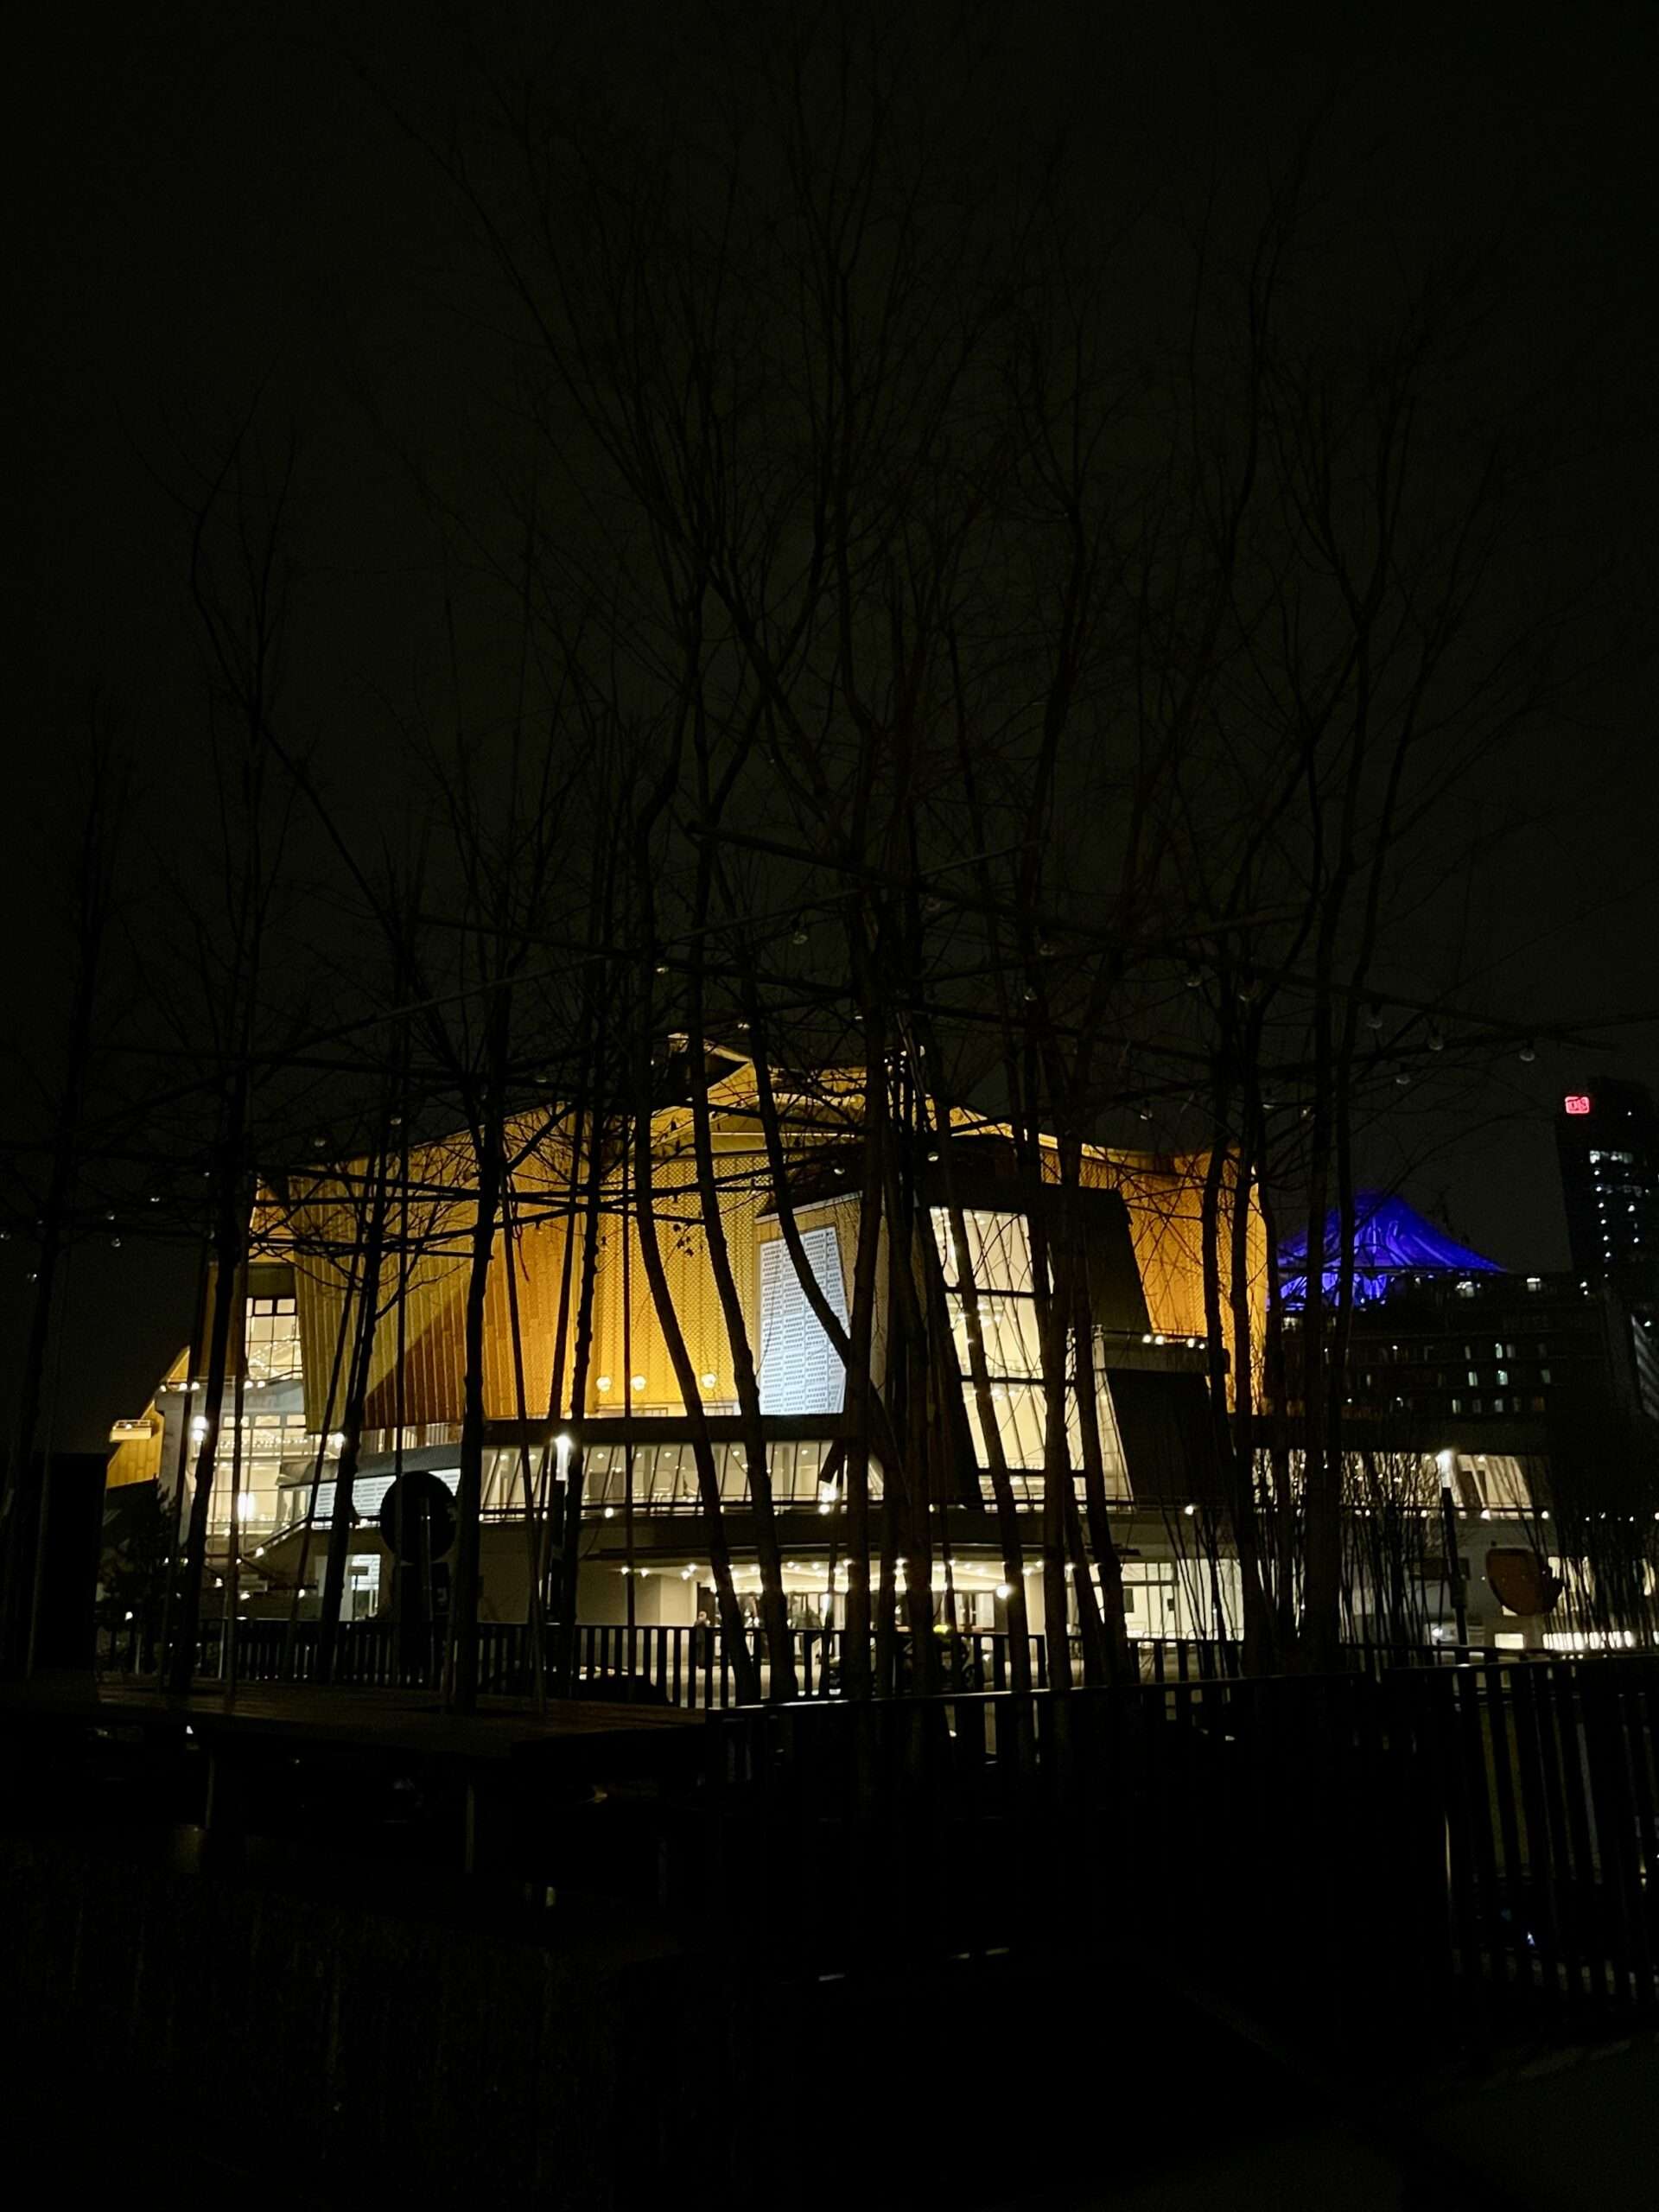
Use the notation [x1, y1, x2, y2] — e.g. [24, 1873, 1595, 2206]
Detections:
[1564, 1095, 1592, 1116]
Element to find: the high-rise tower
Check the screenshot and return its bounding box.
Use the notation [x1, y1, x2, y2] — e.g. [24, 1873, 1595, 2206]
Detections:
[1555, 1080, 1659, 1319]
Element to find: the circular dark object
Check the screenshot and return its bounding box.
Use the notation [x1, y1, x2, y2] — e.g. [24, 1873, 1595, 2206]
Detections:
[378, 1471, 457, 1561]
[1484, 1548, 1561, 1618]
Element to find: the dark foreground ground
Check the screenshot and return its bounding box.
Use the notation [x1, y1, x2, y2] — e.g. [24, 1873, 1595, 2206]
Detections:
[11, 2001, 1658, 2212]
[1006, 2030, 1659, 2212]
[7, 1819, 1655, 2212]
[4, 1677, 1656, 2209]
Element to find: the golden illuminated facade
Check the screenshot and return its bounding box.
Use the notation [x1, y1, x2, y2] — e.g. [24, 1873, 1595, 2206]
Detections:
[257, 1065, 1256, 1427]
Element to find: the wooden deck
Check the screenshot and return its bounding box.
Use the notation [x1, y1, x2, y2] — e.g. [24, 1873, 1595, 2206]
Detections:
[2, 1674, 712, 1884]
[0, 1673, 705, 1775]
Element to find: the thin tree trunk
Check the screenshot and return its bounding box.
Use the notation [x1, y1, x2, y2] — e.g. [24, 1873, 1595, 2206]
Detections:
[1227, 1122, 1277, 1672]
[283, 1241, 359, 1669]
[837, 1030, 888, 1700]
[169, 1088, 250, 1695]
[1031, 1205, 1077, 1692]
[221, 1261, 249, 1691]
[501, 1190, 548, 1704]
[449, 1097, 504, 1713]
[925, 1098, 1033, 1694]
[157, 1252, 212, 1678]
[687, 977, 797, 1699]
[317, 1160, 388, 1685]
[1300, 994, 1342, 1673]
[1070, 1262, 1131, 1681]
[628, 1013, 757, 1706]
[878, 1081, 939, 1695]
[556, 1100, 609, 1695]
[0, 880, 100, 1675]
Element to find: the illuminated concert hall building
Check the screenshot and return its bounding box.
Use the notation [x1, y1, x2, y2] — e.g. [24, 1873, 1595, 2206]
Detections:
[105, 1054, 1246, 1648]
[103, 1065, 1659, 1663]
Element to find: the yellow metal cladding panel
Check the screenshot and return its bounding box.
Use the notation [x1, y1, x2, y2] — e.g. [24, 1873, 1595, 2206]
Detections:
[105, 1348, 187, 1487]
[934, 1119, 1267, 1366]
[1080, 1151, 1208, 1337]
[480, 1209, 570, 1417]
[578, 1141, 741, 1410]
[254, 1100, 791, 1428]
[931, 1116, 1258, 1347]
[489, 1088, 842, 1416]
[1078, 1146, 1270, 1382]
[248, 1071, 1243, 1431]
[106, 1419, 163, 1489]
[263, 1151, 480, 1430]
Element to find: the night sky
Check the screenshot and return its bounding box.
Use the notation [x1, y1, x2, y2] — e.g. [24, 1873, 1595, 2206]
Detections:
[4, 2, 1657, 1445]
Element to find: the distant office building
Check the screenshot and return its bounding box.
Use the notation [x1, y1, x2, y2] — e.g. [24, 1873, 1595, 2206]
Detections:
[1279, 1189, 1658, 1477]
[1277, 1192, 1659, 1648]
[1555, 1080, 1659, 1321]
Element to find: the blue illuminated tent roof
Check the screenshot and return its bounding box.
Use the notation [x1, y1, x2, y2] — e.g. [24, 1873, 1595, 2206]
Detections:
[1278, 1193, 1501, 1309]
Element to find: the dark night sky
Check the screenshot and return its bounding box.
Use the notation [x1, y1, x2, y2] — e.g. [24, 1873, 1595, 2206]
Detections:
[3, 2, 1657, 1444]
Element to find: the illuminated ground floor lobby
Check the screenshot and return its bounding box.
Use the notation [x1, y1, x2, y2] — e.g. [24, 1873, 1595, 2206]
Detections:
[132, 1401, 1617, 1667]
[229, 1496, 1578, 1664]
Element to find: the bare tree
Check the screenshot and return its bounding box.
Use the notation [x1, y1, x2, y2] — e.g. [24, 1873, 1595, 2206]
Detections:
[0, 714, 131, 1675]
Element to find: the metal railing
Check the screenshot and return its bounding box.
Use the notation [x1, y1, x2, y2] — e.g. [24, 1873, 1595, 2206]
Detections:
[699, 1653, 1659, 2042]
[80, 1623, 1659, 2048]
[100, 1616, 1555, 1704]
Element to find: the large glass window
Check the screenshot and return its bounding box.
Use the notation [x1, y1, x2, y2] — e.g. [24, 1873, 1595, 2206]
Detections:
[207, 1408, 308, 1540]
[931, 1207, 1129, 1492]
[346, 1555, 381, 1621]
[304, 1463, 461, 1529]
[245, 1296, 302, 1382]
[1464, 1454, 1535, 1513]
[580, 1437, 842, 1510]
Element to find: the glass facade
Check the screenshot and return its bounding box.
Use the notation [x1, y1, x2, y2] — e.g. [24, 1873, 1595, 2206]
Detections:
[931, 1207, 1130, 1492]
[581, 1436, 849, 1511]
[206, 1407, 308, 1539]
[245, 1296, 302, 1382]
